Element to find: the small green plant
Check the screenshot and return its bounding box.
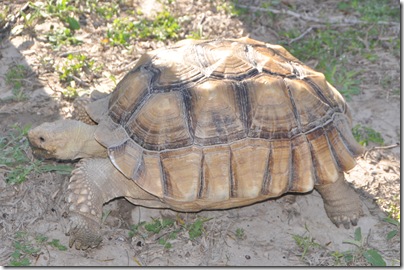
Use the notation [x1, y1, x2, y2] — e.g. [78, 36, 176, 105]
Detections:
[0, 124, 72, 185]
[352, 124, 384, 146]
[342, 227, 386, 266]
[9, 232, 67, 266]
[5, 65, 30, 101]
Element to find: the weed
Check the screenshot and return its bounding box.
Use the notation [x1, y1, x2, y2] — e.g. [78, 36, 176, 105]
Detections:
[352, 124, 384, 146]
[342, 227, 386, 266]
[5, 65, 30, 101]
[0, 124, 72, 185]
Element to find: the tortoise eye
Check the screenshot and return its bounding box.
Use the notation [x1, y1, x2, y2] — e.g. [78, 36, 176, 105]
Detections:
[39, 136, 45, 143]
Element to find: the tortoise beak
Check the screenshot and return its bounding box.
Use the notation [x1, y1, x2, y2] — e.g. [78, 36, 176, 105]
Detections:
[29, 144, 56, 160]
[27, 127, 56, 160]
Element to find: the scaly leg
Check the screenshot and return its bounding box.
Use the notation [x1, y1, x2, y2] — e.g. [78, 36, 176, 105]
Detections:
[65, 158, 163, 249]
[315, 173, 363, 229]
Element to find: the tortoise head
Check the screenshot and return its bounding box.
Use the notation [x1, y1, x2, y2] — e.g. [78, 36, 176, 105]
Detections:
[28, 119, 106, 160]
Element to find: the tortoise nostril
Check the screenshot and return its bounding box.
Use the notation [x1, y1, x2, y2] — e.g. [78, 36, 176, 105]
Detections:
[39, 136, 45, 143]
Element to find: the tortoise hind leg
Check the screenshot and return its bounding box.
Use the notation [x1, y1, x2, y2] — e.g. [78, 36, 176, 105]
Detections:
[66, 158, 161, 250]
[315, 173, 363, 229]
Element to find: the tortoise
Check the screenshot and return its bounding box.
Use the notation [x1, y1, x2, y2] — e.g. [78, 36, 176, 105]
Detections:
[28, 37, 364, 250]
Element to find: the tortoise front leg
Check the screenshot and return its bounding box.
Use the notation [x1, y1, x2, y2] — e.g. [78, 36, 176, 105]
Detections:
[315, 173, 363, 229]
[65, 158, 160, 250]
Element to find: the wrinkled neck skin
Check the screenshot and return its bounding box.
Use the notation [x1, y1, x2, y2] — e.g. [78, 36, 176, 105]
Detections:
[70, 123, 107, 160]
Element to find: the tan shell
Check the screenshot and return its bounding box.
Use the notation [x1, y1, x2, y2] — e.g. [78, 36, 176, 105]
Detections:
[93, 37, 363, 210]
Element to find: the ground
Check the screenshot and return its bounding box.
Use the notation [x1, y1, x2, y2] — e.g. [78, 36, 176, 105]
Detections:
[0, 0, 400, 266]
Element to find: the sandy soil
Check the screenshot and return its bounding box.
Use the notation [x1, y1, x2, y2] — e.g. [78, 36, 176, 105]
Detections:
[0, 0, 400, 266]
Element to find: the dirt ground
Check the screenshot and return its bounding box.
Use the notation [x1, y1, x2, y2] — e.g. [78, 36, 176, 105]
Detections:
[0, 0, 400, 266]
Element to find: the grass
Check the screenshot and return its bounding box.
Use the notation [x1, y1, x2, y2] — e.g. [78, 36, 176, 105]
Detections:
[128, 216, 211, 249]
[5, 65, 30, 101]
[0, 124, 72, 185]
[9, 231, 67, 266]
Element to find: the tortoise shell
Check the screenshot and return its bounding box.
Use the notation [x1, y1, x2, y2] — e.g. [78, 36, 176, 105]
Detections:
[90, 37, 363, 209]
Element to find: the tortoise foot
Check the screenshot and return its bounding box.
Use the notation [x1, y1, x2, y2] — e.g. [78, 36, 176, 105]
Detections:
[66, 159, 106, 249]
[67, 212, 102, 250]
[316, 174, 363, 229]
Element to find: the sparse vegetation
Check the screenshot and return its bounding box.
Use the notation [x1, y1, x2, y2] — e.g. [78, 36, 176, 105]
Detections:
[292, 226, 389, 266]
[5, 65, 30, 101]
[106, 10, 180, 47]
[129, 216, 211, 249]
[57, 53, 102, 98]
[352, 124, 384, 146]
[9, 231, 67, 266]
[342, 227, 386, 266]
